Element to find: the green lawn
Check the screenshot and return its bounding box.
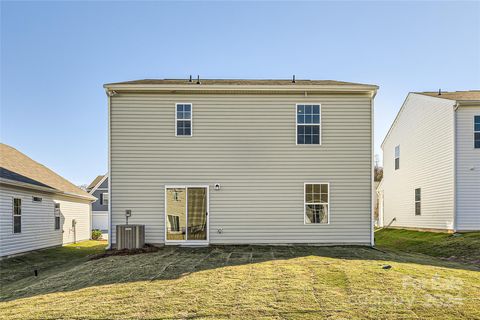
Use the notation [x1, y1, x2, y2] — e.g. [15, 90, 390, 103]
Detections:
[375, 229, 480, 264]
[1, 237, 479, 319]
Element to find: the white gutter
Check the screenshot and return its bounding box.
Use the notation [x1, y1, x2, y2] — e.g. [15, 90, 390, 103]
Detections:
[103, 83, 379, 95]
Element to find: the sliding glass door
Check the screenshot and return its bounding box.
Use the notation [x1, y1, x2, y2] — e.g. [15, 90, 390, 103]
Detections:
[165, 186, 208, 243]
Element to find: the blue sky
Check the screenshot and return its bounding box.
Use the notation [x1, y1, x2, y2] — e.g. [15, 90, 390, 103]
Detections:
[1, 1, 479, 185]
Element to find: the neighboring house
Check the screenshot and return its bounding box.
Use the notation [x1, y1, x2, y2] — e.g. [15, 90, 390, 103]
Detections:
[105, 78, 378, 247]
[0, 143, 95, 257]
[379, 91, 480, 232]
[87, 174, 109, 232]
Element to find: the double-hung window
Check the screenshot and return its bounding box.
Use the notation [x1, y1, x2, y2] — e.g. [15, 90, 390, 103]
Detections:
[394, 145, 400, 170]
[475, 116, 480, 149]
[13, 198, 21, 233]
[415, 188, 421, 216]
[176, 103, 192, 136]
[297, 104, 321, 144]
[54, 203, 61, 230]
[304, 183, 329, 224]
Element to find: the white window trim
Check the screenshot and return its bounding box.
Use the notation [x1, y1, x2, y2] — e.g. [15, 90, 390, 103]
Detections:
[414, 188, 421, 216]
[54, 203, 61, 230]
[164, 184, 210, 245]
[175, 103, 193, 137]
[101, 192, 109, 205]
[13, 197, 21, 234]
[394, 145, 400, 170]
[295, 103, 322, 146]
[303, 182, 330, 225]
[474, 115, 480, 149]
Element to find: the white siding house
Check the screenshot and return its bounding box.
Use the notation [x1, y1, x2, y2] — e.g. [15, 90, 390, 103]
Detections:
[0, 144, 95, 257]
[105, 79, 378, 247]
[379, 91, 480, 232]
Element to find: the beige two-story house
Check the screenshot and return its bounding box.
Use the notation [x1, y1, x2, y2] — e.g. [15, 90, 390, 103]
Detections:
[379, 91, 480, 232]
[105, 79, 378, 246]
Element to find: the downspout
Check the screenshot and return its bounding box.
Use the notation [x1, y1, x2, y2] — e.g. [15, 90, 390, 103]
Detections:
[107, 90, 113, 249]
[452, 102, 459, 232]
[370, 91, 376, 246]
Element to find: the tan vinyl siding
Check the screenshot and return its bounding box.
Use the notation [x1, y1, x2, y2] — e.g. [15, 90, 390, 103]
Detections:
[0, 185, 63, 256]
[455, 105, 480, 231]
[53, 195, 91, 244]
[110, 93, 373, 245]
[382, 94, 455, 230]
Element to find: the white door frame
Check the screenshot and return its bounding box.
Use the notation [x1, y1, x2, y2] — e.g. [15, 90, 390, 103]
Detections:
[164, 184, 210, 245]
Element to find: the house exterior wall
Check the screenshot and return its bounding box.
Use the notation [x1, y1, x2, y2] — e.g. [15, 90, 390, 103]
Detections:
[54, 195, 91, 244]
[455, 105, 480, 231]
[110, 92, 373, 245]
[381, 94, 455, 230]
[0, 185, 62, 256]
[0, 185, 91, 256]
[91, 177, 108, 212]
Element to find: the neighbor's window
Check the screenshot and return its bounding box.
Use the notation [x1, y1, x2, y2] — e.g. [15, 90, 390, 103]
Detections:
[32, 196, 42, 202]
[54, 203, 61, 230]
[415, 188, 421, 216]
[304, 183, 329, 224]
[297, 104, 320, 144]
[13, 198, 21, 233]
[101, 193, 109, 206]
[394, 145, 400, 170]
[176, 103, 192, 136]
[475, 116, 480, 149]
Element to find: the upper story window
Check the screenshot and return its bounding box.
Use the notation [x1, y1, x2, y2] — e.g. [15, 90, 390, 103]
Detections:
[304, 183, 329, 224]
[394, 145, 400, 170]
[296, 104, 320, 145]
[13, 198, 21, 233]
[176, 103, 192, 136]
[475, 116, 480, 149]
[101, 193, 109, 206]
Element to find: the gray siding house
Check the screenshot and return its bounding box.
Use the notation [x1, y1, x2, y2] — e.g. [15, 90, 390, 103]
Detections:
[105, 79, 378, 247]
[379, 91, 480, 232]
[0, 144, 95, 257]
[87, 174, 109, 231]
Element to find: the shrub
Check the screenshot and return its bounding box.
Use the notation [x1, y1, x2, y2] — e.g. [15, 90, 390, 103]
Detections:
[91, 229, 103, 240]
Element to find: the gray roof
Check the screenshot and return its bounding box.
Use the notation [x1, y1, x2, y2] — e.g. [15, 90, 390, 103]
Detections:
[105, 78, 376, 87]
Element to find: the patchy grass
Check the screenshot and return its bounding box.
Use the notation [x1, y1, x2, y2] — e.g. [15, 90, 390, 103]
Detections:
[375, 229, 480, 264]
[0, 241, 107, 288]
[1, 243, 479, 319]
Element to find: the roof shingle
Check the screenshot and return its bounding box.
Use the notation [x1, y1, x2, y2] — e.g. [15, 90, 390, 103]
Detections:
[417, 90, 480, 101]
[0, 143, 94, 200]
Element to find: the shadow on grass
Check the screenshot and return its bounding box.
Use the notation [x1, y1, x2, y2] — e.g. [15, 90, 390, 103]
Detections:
[1, 243, 478, 302]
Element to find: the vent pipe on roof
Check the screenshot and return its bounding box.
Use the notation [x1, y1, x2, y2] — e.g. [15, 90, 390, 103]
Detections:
[189, 75, 192, 83]
[196, 75, 201, 84]
[292, 75, 296, 83]
[438, 89, 442, 95]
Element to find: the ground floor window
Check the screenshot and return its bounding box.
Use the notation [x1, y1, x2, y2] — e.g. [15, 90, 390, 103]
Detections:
[13, 198, 21, 233]
[54, 203, 61, 230]
[415, 188, 421, 216]
[304, 183, 329, 224]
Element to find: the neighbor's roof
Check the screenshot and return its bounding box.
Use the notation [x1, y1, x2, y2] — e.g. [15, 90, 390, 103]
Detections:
[416, 90, 480, 101]
[105, 78, 376, 87]
[87, 175, 105, 191]
[0, 143, 95, 200]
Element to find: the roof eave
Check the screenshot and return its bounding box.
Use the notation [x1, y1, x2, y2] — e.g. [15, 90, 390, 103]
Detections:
[103, 83, 378, 95]
[0, 178, 97, 201]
